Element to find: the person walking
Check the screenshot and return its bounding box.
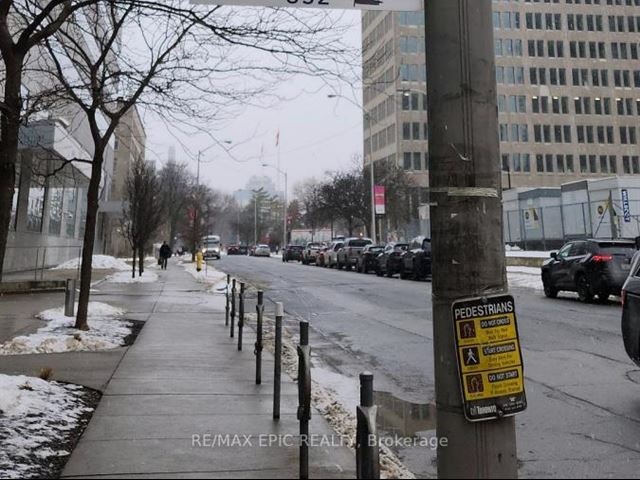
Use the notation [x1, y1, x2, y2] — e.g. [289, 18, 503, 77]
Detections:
[160, 241, 172, 270]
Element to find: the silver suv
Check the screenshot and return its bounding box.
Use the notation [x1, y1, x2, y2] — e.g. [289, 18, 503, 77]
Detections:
[336, 237, 373, 271]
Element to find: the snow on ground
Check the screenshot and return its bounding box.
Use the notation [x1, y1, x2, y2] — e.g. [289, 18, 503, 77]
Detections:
[0, 374, 92, 479]
[181, 260, 227, 292]
[246, 310, 414, 479]
[507, 266, 544, 291]
[0, 303, 131, 355]
[506, 249, 553, 259]
[106, 271, 158, 284]
[52, 255, 130, 271]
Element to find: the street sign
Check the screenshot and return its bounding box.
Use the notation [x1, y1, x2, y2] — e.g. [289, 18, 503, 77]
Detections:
[452, 294, 527, 422]
[191, 0, 423, 10]
[622, 189, 631, 223]
[374, 185, 385, 215]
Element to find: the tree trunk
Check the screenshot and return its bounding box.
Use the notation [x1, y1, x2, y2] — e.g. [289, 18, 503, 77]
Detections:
[75, 146, 106, 331]
[0, 56, 24, 283]
[138, 245, 144, 276]
[132, 249, 136, 278]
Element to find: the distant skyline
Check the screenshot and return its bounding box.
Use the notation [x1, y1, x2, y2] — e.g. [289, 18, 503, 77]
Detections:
[142, 10, 363, 199]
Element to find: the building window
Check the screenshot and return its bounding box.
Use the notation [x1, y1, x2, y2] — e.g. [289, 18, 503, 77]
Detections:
[9, 163, 20, 231]
[26, 179, 46, 233]
[403, 152, 412, 170]
[48, 181, 64, 236]
[413, 152, 422, 170]
[63, 188, 77, 237]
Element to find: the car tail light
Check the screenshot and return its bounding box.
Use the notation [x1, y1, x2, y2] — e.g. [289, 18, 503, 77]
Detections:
[592, 254, 613, 263]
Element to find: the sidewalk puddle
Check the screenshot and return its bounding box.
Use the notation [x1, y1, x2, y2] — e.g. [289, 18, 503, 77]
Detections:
[374, 391, 436, 436]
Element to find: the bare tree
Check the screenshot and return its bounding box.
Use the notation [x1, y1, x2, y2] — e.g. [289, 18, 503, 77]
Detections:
[31, 0, 356, 330]
[158, 160, 192, 250]
[121, 155, 163, 278]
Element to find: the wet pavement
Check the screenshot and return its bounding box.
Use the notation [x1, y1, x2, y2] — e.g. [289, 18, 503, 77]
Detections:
[217, 254, 640, 479]
[60, 262, 356, 479]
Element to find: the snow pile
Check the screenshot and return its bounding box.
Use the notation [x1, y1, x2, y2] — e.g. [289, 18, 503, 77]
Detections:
[505, 244, 522, 252]
[181, 261, 227, 292]
[506, 250, 554, 259]
[0, 302, 131, 355]
[0, 374, 92, 479]
[507, 266, 544, 291]
[106, 271, 158, 284]
[251, 312, 415, 479]
[52, 255, 130, 271]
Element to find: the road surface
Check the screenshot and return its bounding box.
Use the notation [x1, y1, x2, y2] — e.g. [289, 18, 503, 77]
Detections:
[215, 254, 640, 478]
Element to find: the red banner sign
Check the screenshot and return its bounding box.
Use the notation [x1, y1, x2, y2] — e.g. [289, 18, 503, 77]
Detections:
[374, 185, 386, 215]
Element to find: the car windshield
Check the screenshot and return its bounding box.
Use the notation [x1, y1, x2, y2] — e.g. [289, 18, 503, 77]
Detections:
[369, 247, 384, 253]
[394, 244, 409, 251]
[348, 240, 371, 247]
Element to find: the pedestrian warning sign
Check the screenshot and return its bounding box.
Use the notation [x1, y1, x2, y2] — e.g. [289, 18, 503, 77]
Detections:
[452, 294, 527, 422]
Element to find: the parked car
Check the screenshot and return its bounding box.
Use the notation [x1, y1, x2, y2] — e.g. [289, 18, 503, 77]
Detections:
[377, 243, 409, 278]
[283, 245, 304, 263]
[302, 242, 324, 265]
[400, 236, 432, 280]
[254, 244, 271, 257]
[227, 245, 240, 255]
[326, 241, 345, 268]
[542, 239, 636, 302]
[336, 237, 373, 271]
[316, 246, 331, 267]
[622, 246, 640, 366]
[357, 245, 385, 273]
[238, 245, 249, 255]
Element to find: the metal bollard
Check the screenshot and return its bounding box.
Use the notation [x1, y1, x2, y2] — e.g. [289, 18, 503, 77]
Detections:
[225, 274, 230, 327]
[230, 279, 236, 338]
[297, 321, 312, 480]
[356, 372, 380, 480]
[238, 282, 245, 351]
[64, 279, 76, 317]
[254, 291, 264, 385]
[273, 302, 283, 421]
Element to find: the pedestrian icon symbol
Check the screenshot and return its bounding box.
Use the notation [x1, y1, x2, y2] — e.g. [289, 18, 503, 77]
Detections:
[466, 374, 484, 394]
[463, 347, 480, 366]
[460, 320, 476, 339]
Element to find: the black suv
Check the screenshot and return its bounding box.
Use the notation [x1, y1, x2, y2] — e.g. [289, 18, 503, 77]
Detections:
[283, 245, 304, 263]
[357, 245, 385, 273]
[542, 239, 636, 302]
[400, 236, 432, 280]
[376, 243, 409, 278]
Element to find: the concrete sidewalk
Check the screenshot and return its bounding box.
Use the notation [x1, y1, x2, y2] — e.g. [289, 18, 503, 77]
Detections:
[62, 262, 355, 478]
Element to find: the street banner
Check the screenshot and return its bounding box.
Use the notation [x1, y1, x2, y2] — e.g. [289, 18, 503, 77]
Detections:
[452, 294, 527, 422]
[191, 0, 423, 11]
[374, 185, 386, 215]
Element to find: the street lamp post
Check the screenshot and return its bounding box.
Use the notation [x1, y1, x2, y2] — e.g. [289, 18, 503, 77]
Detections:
[193, 140, 232, 259]
[262, 163, 288, 248]
[328, 94, 376, 243]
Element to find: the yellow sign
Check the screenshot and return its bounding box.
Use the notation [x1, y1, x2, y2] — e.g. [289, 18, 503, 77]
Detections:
[458, 339, 522, 375]
[456, 313, 517, 347]
[452, 295, 527, 421]
[462, 367, 525, 402]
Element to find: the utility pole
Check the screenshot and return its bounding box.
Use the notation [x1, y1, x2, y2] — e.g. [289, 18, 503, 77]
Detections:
[425, 1, 518, 478]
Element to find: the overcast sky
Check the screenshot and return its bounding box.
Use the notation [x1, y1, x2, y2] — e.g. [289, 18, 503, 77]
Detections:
[142, 9, 363, 198]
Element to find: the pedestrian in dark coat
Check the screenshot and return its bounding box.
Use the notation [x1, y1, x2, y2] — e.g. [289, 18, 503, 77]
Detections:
[160, 241, 172, 270]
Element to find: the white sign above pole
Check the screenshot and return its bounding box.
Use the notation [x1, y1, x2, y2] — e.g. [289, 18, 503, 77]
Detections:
[191, 0, 423, 11]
